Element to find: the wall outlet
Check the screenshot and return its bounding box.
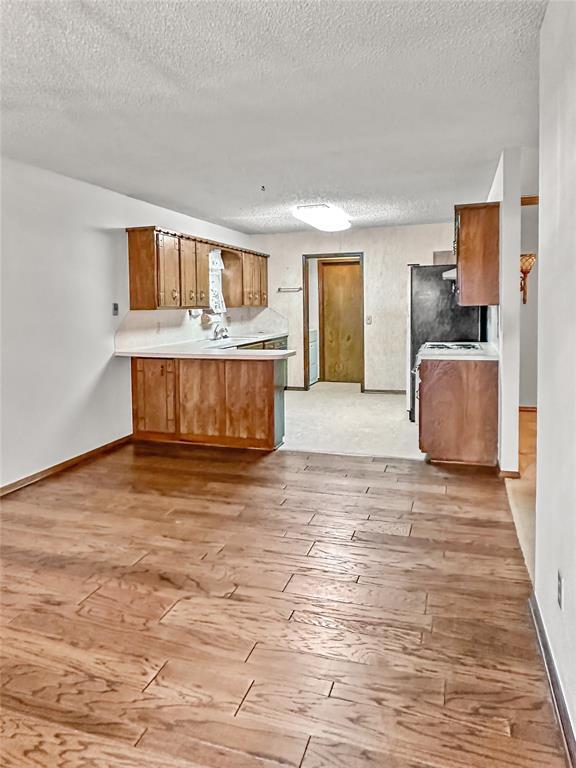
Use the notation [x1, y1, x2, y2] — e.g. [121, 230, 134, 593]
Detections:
[557, 570, 564, 610]
[366, 315, 373, 325]
[112, 302, 119, 316]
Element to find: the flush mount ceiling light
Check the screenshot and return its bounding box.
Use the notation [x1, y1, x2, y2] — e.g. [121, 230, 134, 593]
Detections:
[292, 204, 351, 232]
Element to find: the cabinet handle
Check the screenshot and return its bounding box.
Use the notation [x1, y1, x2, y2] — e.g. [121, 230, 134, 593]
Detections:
[160, 365, 164, 376]
[189, 290, 195, 301]
[172, 289, 178, 300]
[200, 291, 205, 300]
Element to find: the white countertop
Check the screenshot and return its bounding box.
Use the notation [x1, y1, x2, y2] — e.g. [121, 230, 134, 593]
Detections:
[115, 332, 295, 361]
[416, 341, 499, 363]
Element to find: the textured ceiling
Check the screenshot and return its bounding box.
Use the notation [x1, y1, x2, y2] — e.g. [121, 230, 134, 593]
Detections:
[1, 0, 545, 233]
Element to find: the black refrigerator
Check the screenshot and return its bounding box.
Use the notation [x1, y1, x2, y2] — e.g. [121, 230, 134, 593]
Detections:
[407, 264, 486, 422]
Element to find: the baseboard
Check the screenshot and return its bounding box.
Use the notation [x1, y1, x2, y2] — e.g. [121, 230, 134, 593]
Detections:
[0, 435, 133, 497]
[362, 388, 406, 395]
[529, 593, 576, 768]
[285, 386, 307, 391]
[520, 405, 538, 412]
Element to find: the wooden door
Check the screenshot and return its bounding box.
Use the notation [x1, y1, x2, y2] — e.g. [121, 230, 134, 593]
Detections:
[178, 360, 226, 440]
[225, 360, 273, 445]
[179, 238, 197, 307]
[419, 359, 498, 465]
[319, 260, 363, 383]
[259, 256, 268, 306]
[156, 233, 180, 307]
[133, 358, 176, 434]
[456, 203, 500, 306]
[195, 242, 211, 308]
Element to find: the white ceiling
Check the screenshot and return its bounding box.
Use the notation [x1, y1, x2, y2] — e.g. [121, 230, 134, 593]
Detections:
[1, 0, 545, 233]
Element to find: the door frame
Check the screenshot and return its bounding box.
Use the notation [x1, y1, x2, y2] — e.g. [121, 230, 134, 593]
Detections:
[302, 252, 365, 391]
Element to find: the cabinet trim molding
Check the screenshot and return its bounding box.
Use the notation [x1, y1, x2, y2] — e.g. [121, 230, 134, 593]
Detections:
[126, 225, 269, 259]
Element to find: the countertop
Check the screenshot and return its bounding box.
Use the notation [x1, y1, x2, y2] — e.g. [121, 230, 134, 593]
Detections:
[114, 331, 295, 361]
[416, 342, 499, 363]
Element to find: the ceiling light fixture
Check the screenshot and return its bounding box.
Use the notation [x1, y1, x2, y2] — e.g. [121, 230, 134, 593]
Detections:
[292, 204, 351, 232]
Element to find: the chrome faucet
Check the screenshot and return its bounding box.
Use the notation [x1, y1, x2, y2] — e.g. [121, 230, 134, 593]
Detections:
[212, 323, 229, 340]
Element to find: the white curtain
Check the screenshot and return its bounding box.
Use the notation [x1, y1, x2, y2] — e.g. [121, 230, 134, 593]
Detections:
[208, 249, 226, 314]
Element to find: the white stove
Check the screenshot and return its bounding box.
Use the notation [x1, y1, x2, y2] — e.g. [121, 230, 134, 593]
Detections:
[422, 341, 482, 352]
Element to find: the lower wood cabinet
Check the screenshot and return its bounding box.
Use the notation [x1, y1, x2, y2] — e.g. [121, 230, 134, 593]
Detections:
[418, 359, 498, 466]
[132, 358, 176, 434]
[132, 357, 286, 449]
[179, 360, 226, 440]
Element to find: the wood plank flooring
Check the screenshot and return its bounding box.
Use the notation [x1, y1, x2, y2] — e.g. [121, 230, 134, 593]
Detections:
[0, 442, 566, 767]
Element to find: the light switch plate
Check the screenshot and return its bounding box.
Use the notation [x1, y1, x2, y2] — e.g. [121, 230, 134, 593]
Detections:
[112, 302, 119, 316]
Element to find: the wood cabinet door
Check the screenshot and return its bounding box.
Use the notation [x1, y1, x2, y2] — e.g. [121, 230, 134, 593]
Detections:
[178, 359, 226, 439]
[259, 256, 268, 306]
[419, 359, 498, 465]
[221, 249, 243, 307]
[242, 253, 256, 305]
[456, 203, 500, 306]
[133, 358, 176, 434]
[195, 242, 211, 308]
[156, 233, 180, 307]
[179, 238, 197, 307]
[225, 360, 273, 445]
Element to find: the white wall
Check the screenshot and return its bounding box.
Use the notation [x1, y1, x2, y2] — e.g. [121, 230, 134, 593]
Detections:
[253, 223, 453, 389]
[0, 158, 252, 487]
[535, 0, 576, 730]
[487, 149, 522, 474]
[520, 205, 539, 407]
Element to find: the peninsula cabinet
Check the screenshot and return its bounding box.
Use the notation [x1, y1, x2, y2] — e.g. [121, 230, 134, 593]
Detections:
[419, 358, 498, 466]
[132, 357, 286, 449]
[454, 202, 500, 306]
[127, 226, 269, 310]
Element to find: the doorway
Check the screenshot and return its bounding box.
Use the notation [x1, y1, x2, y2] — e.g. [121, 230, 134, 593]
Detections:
[302, 253, 365, 390]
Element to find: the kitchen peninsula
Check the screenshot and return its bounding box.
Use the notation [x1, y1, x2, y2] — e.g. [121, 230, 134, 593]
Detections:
[116, 334, 295, 450]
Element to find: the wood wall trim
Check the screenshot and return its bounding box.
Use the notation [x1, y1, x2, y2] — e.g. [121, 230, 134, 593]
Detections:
[521, 195, 539, 206]
[498, 469, 522, 479]
[125, 225, 269, 259]
[529, 594, 576, 768]
[520, 405, 538, 412]
[0, 435, 133, 497]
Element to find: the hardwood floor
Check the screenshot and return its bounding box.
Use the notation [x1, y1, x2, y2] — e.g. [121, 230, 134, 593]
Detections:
[0, 442, 566, 767]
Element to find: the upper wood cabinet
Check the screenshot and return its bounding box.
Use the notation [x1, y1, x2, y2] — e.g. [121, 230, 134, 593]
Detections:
[454, 202, 500, 306]
[241, 252, 268, 307]
[127, 226, 269, 310]
[179, 238, 209, 309]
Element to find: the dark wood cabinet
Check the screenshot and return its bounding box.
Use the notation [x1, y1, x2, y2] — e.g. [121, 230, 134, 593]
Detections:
[419, 358, 498, 466]
[454, 202, 500, 306]
[132, 358, 176, 435]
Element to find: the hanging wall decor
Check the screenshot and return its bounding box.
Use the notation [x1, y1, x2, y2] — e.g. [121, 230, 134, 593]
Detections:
[520, 253, 537, 304]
